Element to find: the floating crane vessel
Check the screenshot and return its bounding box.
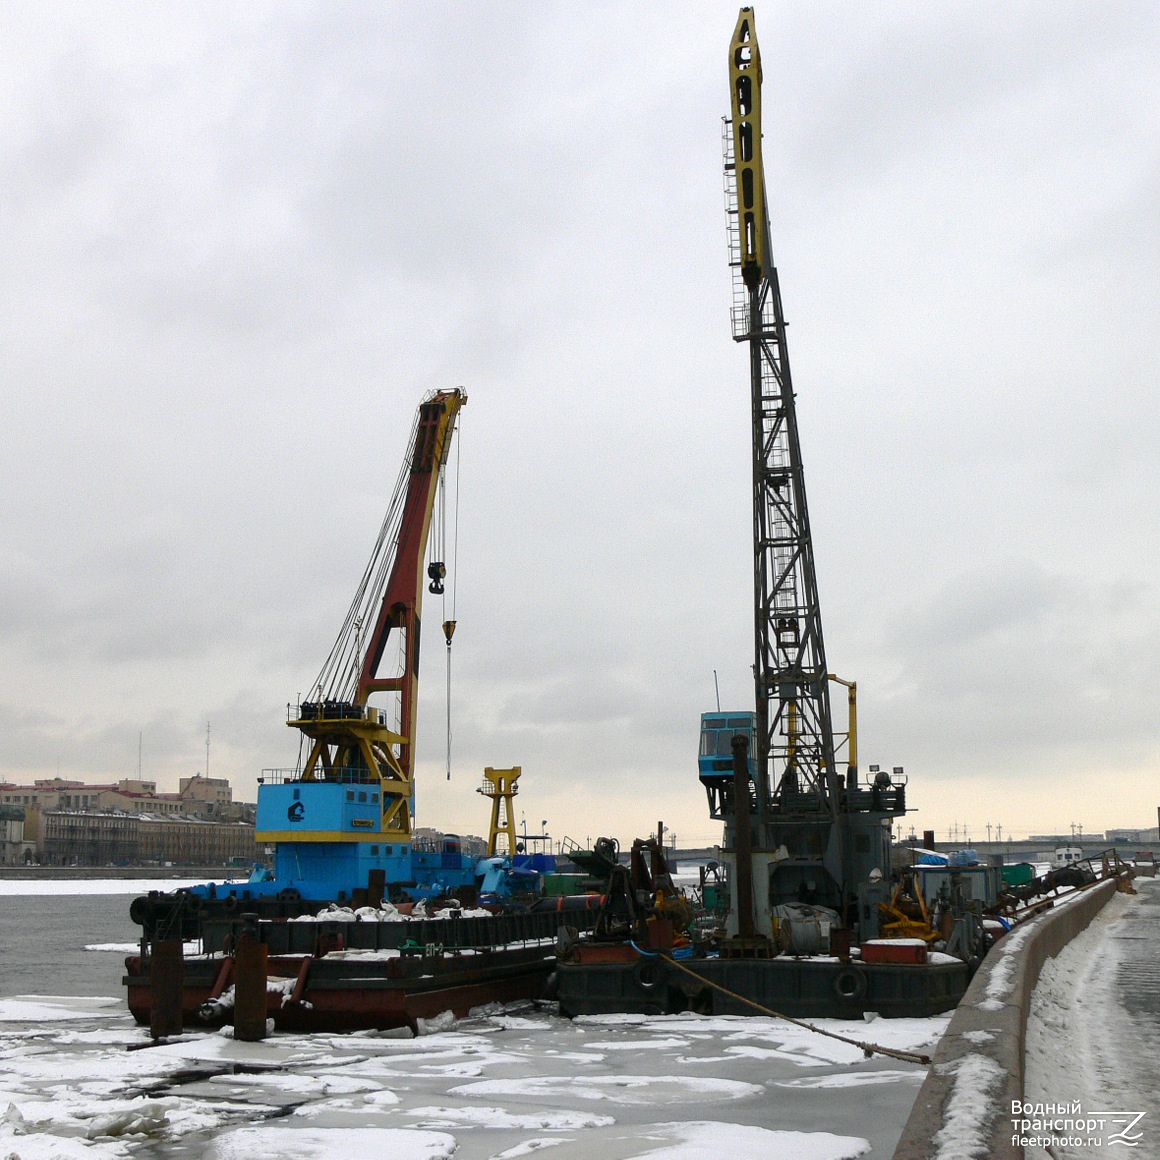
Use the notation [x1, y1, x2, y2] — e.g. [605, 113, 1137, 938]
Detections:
[556, 8, 974, 1019]
[125, 389, 599, 1034]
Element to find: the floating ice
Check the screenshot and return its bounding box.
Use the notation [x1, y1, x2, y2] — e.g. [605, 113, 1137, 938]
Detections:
[292, 1089, 401, 1119]
[207, 1072, 383, 1096]
[583, 1038, 690, 1051]
[773, 1070, 925, 1089]
[448, 1074, 763, 1105]
[405, 1105, 615, 1130]
[85, 1099, 170, 1138]
[492, 1140, 569, 1158]
[489, 1120, 871, 1160]
[205, 1125, 458, 1159]
[416, 1010, 456, 1035]
[634, 1121, 870, 1159]
[0, 971, 951, 1159]
[0, 1130, 131, 1158]
[0, 996, 124, 1022]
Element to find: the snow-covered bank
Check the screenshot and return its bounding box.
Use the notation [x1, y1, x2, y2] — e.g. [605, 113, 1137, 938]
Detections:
[893, 877, 1122, 1160]
[1023, 878, 1159, 1157]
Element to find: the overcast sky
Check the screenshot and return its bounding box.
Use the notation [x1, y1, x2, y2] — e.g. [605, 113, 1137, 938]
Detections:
[1, 2, 1157, 848]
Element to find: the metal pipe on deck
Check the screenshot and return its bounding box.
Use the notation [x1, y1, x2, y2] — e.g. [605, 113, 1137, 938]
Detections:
[149, 940, 184, 1039]
[234, 914, 268, 1041]
[368, 868, 386, 909]
[732, 734, 756, 939]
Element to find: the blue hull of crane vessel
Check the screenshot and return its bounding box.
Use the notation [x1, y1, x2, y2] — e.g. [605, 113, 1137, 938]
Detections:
[185, 844, 480, 908]
[183, 779, 480, 907]
[180, 776, 543, 910]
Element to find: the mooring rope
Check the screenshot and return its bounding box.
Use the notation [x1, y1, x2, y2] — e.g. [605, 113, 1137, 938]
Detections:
[637, 947, 932, 1066]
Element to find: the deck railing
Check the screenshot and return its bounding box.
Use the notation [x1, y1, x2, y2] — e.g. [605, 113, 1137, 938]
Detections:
[258, 767, 382, 786]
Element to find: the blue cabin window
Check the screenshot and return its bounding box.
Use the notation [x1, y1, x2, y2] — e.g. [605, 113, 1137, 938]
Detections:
[293, 788, 300, 800]
[699, 712, 758, 779]
[346, 790, 354, 801]
[370, 846, 378, 855]
[358, 791, 367, 802]
[701, 729, 745, 756]
[384, 845, 392, 856]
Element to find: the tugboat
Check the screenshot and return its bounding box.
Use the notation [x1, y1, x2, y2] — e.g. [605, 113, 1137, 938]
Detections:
[557, 10, 976, 1019]
[125, 388, 598, 1033]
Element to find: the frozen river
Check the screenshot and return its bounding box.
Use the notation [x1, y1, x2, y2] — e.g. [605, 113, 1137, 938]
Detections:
[0, 880, 946, 1158]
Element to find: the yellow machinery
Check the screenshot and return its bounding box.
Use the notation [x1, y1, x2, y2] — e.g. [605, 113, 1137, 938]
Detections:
[479, 766, 521, 856]
[878, 868, 940, 943]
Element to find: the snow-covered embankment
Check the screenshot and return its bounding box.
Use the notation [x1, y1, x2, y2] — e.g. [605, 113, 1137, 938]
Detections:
[892, 877, 1119, 1160]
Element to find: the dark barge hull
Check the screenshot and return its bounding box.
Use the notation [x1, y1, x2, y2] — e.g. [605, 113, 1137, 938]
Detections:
[125, 945, 556, 1033]
[557, 952, 968, 1020]
[125, 905, 599, 1033]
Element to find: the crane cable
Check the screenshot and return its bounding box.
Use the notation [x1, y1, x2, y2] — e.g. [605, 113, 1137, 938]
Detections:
[437, 462, 450, 781]
[442, 422, 461, 780]
[632, 944, 931, 1066]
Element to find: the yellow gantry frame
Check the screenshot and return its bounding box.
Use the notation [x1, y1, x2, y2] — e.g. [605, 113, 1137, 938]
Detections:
[479, 766, 521, 857]
[294, 710, 413, 841]
[729, 8, 770, 287]
[257, 709, 415, 844]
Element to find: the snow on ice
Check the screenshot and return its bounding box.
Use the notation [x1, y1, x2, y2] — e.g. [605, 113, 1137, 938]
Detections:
[0, 993, 948, 1157]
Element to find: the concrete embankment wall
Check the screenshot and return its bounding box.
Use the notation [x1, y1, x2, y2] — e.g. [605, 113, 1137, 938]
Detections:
[893, 877, 1118, 1160]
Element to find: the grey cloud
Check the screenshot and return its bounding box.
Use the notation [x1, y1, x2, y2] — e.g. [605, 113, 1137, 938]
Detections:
[0, 4, 1157, 844]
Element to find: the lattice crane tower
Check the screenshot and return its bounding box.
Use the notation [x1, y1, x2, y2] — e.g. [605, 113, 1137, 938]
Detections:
[725, 8, 839, 834]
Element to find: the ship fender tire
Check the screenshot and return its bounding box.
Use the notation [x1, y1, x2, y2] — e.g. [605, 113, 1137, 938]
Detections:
[833, 967, 867, 1003]
[634, 956, 662, 992]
